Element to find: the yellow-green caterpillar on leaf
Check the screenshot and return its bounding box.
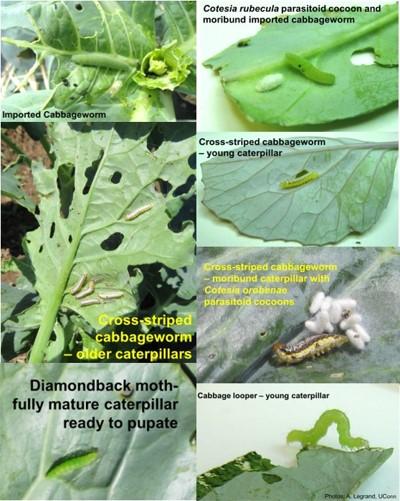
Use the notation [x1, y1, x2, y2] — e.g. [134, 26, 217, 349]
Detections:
[71, 53, 138, 72]
[287, 409, 369, 449]
[46, 449, 98, 478]
[280, 171, 319, 189]
[285, 53, 335, 85]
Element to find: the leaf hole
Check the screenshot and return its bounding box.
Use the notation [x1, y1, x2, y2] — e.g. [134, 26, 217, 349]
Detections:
[49, 222, 55, 239]
[262, 474, 282, 484]
[351, 50, 375, 66]
[38, 245, 43, 253]
[34, 206, 40, 215]
[237, 38, 250, 47]
[110, 171, 122, 184]
[100, 232, 124, 251]
[188, 152, 196, 169]
[57, 163, 75, 217]
[173, 174, 195, 197]
[75, 3, 83, 11]
[83, 151, 103, 195]
[154, 178, 172, 196]
[68, 235, 73, 243]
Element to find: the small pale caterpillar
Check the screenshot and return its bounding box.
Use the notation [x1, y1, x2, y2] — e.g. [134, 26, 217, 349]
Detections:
[70, 272, 88, 295]
[71, 53, 138, 72]
[272, 334, 348, 365]
[75, 280, 95, 299]
[287, 409, 369, 449]
[255, 73, 284, 92]
[46, 449, 98, 478]
[125, 203, 154, 221]
[285, 53, 335, 85]
[98, 291, 124, 300]
[80, 298, 102, 307]
[280, 171, 319, 189]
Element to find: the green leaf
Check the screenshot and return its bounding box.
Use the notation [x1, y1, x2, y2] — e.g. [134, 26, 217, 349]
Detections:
[201, 138, 397, 245]
[160, 1, 196, 57]
[200, 447, 393, 500]
[1, 1, 196, 120]
[1, 164, 36, 213]
[0, 363, 195, 500]
[197, 247, 400, 383]
[204, 5, 398, 126]
[23, 123, 194, 362]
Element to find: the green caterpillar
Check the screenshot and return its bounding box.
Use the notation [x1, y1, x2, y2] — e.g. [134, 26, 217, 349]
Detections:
[287, 409, 369, 449]
[285, 53, 335, 85]
[46, 449, 98, 478]
[71, 53, 138, 72]
[280, 171, 319, 189]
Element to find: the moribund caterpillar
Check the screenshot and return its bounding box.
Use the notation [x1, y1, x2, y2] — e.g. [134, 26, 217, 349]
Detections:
[285, 53, 335, 85]
[272, 333, 348, 365]
[71, 53, 138, 72]
[46, 449, 98, 478]
[280, 171, 319, 189]
[286, 409, 369, 449]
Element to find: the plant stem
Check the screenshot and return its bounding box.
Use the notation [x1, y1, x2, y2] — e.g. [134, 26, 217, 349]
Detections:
[29, 131, 115, 363]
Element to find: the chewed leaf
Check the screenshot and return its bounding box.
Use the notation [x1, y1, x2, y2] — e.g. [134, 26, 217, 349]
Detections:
[204, 5, 398, 126]
[25, 123, 195, 361]
[201, 138, 397, 245]
[200, 447, 393, 500]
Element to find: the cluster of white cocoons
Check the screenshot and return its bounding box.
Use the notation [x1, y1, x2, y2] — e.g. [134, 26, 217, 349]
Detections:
[305, 291, 370, 350]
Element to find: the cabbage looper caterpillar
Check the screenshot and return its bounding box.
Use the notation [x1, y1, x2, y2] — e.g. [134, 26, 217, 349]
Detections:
[287, 409, 369, 449]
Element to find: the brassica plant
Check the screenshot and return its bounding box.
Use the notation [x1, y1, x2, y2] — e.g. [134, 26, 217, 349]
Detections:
[1, 1, 196, 121]
[1, 122, 196, 363]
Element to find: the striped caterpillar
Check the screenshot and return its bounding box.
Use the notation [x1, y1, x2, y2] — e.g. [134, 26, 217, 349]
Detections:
[71, 53, 138, 72]
[98, 291, 124, 300]
[70, 272, 88, 295]
[272, 333, 348, 365]
[46, 449, 98, 478]
[75, 280, 95, 299]
[125, 203, 154, 221]
[280, 171, 319, 189]
[287, 409, 369, 449]
[285, 53, 335, 85]
[80, 298, 102, 307]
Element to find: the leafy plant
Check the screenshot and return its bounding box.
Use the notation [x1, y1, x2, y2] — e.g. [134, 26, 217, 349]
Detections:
[197, 247, 400, 383]
[1, 123, 196, 363]
[0, 363, 196, 500]
[1, 1, 196, 121]
[201, 138, 398, 245]
[198, 409, 393, 500]
[204, 5, 398, 126]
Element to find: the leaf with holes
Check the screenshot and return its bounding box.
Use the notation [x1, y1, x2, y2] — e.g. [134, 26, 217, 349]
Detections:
[0, 363, 196, 499]
[1, 1, 195, 121]
[204, 5, 398, 126]
[199, 447, 393, 500]
[202, 138, 398, 245]
[15, 123, 195, 363]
